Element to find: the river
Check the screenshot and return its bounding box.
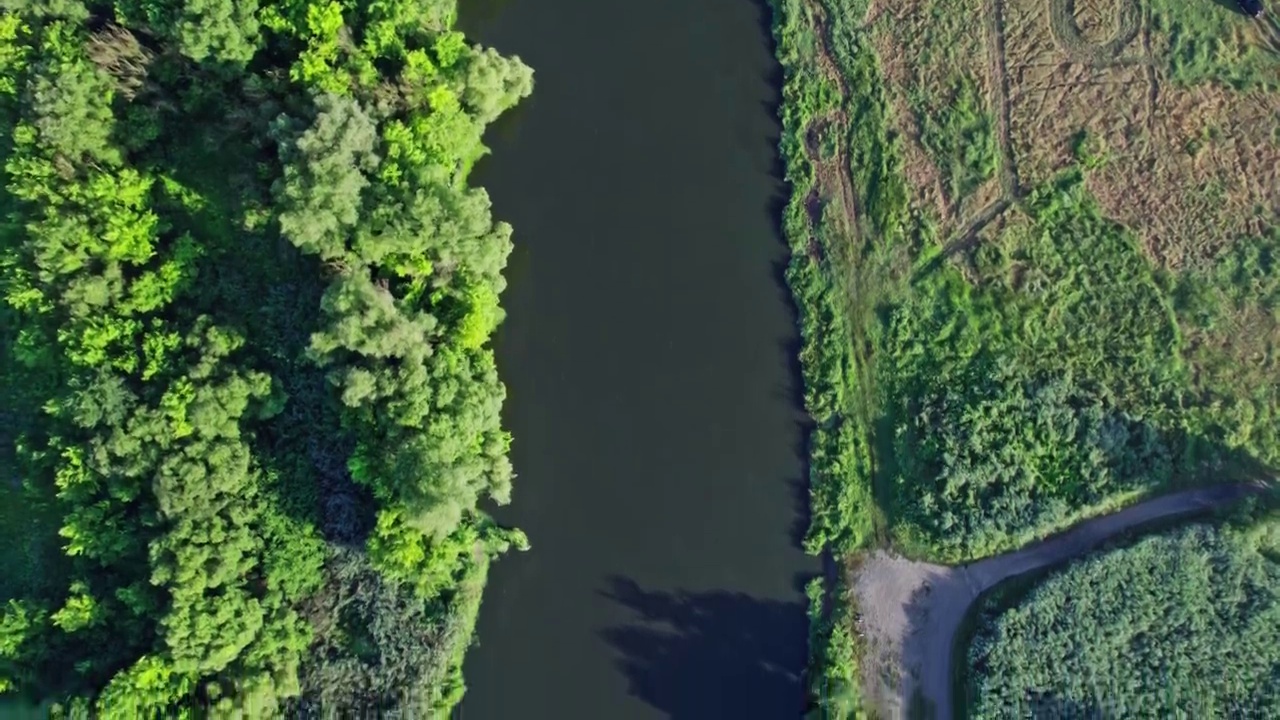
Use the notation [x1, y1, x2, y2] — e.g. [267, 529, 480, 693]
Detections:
[457, 1, 820, 716]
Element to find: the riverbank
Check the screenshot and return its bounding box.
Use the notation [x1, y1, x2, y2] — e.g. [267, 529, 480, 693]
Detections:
[768, 0, 1280, 713]
[765, 0, 905, 711]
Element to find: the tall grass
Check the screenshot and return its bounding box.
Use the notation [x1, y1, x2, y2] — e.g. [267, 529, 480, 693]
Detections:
[965, 503, 1280, 717]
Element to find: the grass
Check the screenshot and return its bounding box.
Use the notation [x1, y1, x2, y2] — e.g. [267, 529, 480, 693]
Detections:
[1173, 228, 1280, 466]
[783, 0, 1274, 563]
[871, 0, 1000, 215]
[769, 0, 882, 560]
[881, 168, 1208, 562]
[804, 575, 864, 716]
[768, 0, 905, 713]
[914, 75, 998, 204]
[773, 0, 1280, 709]
[998, 0, 1280, 265]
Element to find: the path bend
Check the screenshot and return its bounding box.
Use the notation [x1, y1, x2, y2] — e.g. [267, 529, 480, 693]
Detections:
[855, 481, 1269, 719]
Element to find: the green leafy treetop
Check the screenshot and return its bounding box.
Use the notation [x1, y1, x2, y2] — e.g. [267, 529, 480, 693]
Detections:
[0, 0, 531, 714]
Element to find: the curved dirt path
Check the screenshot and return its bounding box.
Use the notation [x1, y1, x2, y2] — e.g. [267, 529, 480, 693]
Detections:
[854, 482, 1267, 719]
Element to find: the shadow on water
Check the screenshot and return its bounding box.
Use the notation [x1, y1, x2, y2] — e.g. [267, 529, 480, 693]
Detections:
[598, 576, 810, 720]
[1204, 0, 1250, 16]
[746, 0, 815, 569]
[455, 0, 514, 32]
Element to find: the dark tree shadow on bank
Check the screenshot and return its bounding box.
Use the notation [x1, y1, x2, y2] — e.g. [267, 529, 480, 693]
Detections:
[598, 576, 809, 719]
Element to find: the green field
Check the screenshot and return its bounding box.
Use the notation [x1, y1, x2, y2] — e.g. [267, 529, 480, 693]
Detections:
[0, 0, 528, 714]
[767, 0, 1280, 713]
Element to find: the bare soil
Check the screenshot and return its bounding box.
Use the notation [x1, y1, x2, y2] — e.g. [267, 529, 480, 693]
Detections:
[854, 482, 1265, 719]
[870, 0, 1004, 231]
[1001, 0, 1280, 268]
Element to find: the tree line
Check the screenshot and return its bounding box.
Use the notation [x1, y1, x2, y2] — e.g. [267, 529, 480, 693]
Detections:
[0, 0, 530, 714]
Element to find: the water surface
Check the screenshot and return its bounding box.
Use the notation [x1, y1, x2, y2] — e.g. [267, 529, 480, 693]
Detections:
[459, 1, 819, 716]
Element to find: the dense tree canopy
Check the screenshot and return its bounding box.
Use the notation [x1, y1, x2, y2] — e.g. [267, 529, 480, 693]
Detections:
[0, 0, 530, 714]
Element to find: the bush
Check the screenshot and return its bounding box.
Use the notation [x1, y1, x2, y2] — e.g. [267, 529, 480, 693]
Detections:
[966, 510, 1280, 717]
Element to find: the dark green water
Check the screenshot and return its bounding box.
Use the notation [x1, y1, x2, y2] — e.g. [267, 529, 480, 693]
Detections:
[458, 1, 820, 716]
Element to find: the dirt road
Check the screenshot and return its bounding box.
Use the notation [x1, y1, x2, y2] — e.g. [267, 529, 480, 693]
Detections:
[854, 482, 1266, 719]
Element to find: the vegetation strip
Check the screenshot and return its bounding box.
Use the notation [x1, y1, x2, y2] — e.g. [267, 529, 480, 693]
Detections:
[0, 0, 529, 714]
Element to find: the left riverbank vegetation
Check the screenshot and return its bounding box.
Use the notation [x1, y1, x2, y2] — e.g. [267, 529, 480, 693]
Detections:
[767, 0, 1280, 712]
[0, 0, 530, 714]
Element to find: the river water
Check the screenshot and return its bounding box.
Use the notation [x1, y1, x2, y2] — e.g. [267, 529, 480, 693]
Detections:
[457, 1, 819, 716]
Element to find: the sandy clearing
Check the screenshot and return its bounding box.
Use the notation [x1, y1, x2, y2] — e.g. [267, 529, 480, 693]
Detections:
[854, 482, 1266, 719]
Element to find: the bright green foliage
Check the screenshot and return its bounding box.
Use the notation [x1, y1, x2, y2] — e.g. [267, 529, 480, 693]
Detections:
[0, 0, 530, 714]
[94, 655, 195, 719]
[275, 25, 530, 602]
[49, 581, 100, 632]
[966, 510, 1280, 716]
[803, 578, 863, 717]
[291, 1, 348, 93]
[0, 600, 46, 694]
[0, 16, 30, 97]
[1, 23, 321, 706]
[883, 172, 1195, 559]
[367, 507, 479, 598]
[455, 275, 502, 350]
[1150, 0, 1280, 91]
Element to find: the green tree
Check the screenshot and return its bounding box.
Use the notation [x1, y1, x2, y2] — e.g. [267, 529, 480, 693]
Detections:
[114, 0, 260, 64]
[274, 94, 379, 260]
[24, 24, 120, 167]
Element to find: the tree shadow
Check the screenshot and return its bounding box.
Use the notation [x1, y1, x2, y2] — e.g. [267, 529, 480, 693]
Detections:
[598, 576, 810, 719]
[455, 0, 515, 37]
[749, 0, 818, 555]
[1204, 0, 1252, 17]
